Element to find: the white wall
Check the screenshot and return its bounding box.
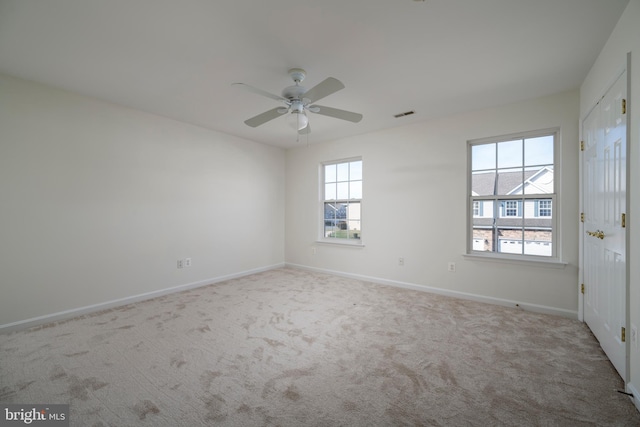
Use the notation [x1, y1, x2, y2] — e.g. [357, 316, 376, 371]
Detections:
[0, 73, 285, 327]
[580, 0, 640, 404]
[286, 89, 579, 316]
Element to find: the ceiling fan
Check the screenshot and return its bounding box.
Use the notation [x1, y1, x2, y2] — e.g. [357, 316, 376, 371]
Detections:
[232, 68, 363, 135]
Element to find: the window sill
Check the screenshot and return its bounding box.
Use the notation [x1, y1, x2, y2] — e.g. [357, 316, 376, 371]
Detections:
[463, 253, 567, 269]
[315, 240, 365, 248]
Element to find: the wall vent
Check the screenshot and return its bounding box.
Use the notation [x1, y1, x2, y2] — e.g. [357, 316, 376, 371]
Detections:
[393, 110, 415, 118]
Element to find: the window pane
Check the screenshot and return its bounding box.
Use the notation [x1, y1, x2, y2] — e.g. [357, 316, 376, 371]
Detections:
[324, 202, 342, 238]
[524, 199, 537, 219]
[337, 163, 349, 181]
[495, 207, 524, 254]
[472, 200, 494, 252]
[498, 229, 524, 255]
[496, 168, 523, 195]
[523, 239, 552, 256]
[472, 227, 492, 252]
[325, 183, 336, 200]
[325, 164, 336, 183]
[472, 143, 495, 171]
[523, 215, 552, 256]
[523, 203, 552, 255]
[337, 182, 348, 199]
[472, 171, 496, 196]
[472, 199, 492, 218]
[350, 181, 362, 199]
[324, 202, 338, 221]
[523, 166, 554, 195]
[347, 202, 361, 239]
[347, 202, 361, 221]
[524, 199, 553, 221]
[525, 135, 554, 166]
[497, 140, 523, 169]
[350, 161, 362, 180]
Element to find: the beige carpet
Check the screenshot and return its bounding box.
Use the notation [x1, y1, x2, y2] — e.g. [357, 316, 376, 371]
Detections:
[1, 268, 638, 426]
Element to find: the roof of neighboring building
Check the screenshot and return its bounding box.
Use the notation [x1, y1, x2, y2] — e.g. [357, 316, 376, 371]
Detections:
[472, 167, 553, 196]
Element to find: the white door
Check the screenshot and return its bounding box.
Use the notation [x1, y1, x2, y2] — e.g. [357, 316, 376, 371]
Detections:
[582, 70, 627, 379]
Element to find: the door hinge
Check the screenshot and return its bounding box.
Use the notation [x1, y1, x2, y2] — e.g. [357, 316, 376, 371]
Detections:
[622, 99, 626, 115]
[580, 140, 585, 151]
[622, 327, 626, 342]
[581, 283, 585, 294]
[580, 212, 584, 223]
[622, 213, 626, 228]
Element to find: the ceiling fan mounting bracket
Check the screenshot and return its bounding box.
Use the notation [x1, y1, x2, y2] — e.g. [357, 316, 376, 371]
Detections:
[288, 68, 306, 84]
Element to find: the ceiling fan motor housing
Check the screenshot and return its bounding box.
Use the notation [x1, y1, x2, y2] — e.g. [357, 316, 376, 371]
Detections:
[282, 85, 306, 101]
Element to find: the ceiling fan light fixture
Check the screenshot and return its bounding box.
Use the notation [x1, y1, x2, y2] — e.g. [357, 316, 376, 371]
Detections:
[288, 111, 309, 131]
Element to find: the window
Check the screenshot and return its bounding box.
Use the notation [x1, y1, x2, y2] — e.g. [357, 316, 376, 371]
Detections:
[538, 199, 552, 217]
[468, 129, 557, 259]
[472, 201, 480, 217]
[503, 200, 520, 217]
[322, 159, 362, 242]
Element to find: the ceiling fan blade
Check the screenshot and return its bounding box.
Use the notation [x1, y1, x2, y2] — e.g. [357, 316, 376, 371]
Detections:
[298, 123, 311, 135]
[302, 77, 345, 103]
[232, 83, 286, 102]
[313, 105, 363, 123]
[244, 107, 286, 127]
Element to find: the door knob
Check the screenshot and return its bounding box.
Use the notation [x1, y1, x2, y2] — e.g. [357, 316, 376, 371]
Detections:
[587, 230, 605, 239]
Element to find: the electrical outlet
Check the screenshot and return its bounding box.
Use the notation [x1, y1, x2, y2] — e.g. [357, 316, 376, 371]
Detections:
[448, 262, 456, 272]
[311, 247, 316, 255]
[184, 258, 192, 268]
[398, 257, 404, 266]
[177, 259, 184, 269]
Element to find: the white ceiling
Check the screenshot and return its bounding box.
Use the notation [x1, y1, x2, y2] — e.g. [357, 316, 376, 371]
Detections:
[0, 0, 629, 149]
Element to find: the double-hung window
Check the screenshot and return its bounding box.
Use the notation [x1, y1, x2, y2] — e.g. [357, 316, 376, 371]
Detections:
[468, 129, 557, 259]
[322, 158, 362, 242]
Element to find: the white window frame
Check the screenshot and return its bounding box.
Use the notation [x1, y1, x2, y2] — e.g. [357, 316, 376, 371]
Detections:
[319, 157, 363, 246]
[538, 199, 552, 217]
[502, 200, 520, 217]
[472, 201, 480, 217]
[466, 128, 561, 263]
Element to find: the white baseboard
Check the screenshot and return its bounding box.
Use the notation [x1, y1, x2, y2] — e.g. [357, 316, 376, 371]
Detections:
[286, 263, 578, 320]
[0, 263, 285, 334]
[627, 383, 640, 412]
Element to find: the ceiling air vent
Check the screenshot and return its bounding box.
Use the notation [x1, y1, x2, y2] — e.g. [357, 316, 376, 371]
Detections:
[393, 110, 415, 118]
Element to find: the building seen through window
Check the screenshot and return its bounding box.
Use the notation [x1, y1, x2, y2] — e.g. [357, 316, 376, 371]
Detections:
[323, 159, 362, 241]
[470, 132, 556, 257]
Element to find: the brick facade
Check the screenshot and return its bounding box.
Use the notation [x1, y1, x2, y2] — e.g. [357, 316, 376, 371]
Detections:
[473, 228, 552, 252]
